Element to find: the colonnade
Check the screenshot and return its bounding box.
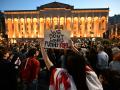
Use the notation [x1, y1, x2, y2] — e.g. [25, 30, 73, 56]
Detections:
[6, 16, 107, 38]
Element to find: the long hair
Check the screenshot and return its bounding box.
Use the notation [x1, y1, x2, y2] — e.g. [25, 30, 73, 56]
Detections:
[65, 50, 89, 90]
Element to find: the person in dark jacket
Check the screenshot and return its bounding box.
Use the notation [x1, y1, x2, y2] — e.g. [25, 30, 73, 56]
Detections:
[0, 46, 17, 90]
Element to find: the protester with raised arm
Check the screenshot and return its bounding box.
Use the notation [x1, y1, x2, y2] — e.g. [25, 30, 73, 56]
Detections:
[40, 40, 103, 90]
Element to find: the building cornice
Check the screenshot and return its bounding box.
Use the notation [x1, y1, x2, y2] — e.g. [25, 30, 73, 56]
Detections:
[4, 10, 39, 15]
[72, 8, 109, 13]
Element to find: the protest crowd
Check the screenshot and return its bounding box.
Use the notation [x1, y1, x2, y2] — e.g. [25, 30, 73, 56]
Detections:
[0, 31, 120, 90]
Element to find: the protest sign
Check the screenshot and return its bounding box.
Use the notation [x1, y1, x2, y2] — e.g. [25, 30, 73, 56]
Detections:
[44, 30, 70, 49]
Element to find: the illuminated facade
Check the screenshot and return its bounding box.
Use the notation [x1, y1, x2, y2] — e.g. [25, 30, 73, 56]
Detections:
[4, 2, 109, 39]
[107, 15, 120, 39]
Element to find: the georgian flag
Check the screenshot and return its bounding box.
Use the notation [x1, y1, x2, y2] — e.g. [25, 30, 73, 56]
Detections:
[49, 65, 103, 90]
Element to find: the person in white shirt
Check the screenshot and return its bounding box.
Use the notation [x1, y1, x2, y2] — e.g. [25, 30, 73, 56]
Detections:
[96, 45, 109, 75]
[109, 47, 120, 73]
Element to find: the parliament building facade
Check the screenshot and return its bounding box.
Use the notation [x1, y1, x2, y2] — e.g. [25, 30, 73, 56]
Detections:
[4, 2, 109, 40]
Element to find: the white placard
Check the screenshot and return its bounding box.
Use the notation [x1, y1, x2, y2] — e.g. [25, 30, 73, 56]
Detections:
[44, 30, 70, 49]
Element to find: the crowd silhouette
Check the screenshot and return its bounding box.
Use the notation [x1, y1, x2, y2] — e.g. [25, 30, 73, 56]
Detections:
[0, 39, 120, 90]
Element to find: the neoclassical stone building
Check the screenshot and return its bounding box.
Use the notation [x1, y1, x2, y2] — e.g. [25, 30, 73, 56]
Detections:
[4, 2, 109, 40]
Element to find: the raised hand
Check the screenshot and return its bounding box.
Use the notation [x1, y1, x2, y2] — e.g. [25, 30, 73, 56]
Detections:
[40, 39, 53, 70]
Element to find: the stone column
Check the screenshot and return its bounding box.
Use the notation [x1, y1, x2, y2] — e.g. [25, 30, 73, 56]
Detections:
[5, 19, 7, 38]
[12, 17, 15, 38]
[50, 16, 52, 30]
[19, 18, 22, 38]
[44, 16, 46, 31]
[98, 17, 101, 37]
[24, 17, 27, 38]
[6, 18, 9, 38]
[31, 17, 33, 38]
[91, 17, 94, 37]
[15, 18, 18, 38]
[50, 16, 53, 30]
[64, 16, 66, 30]
[37, 16, 40, 38]
[17, 17, 20, 38]
[71, 16, 73, 37]
[115, 24, 118, 36]
[83, 17, 85, 37]
[78, 16, 80, 37]
[85, 17, 87, 37]
[58, 16, 60, 29]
